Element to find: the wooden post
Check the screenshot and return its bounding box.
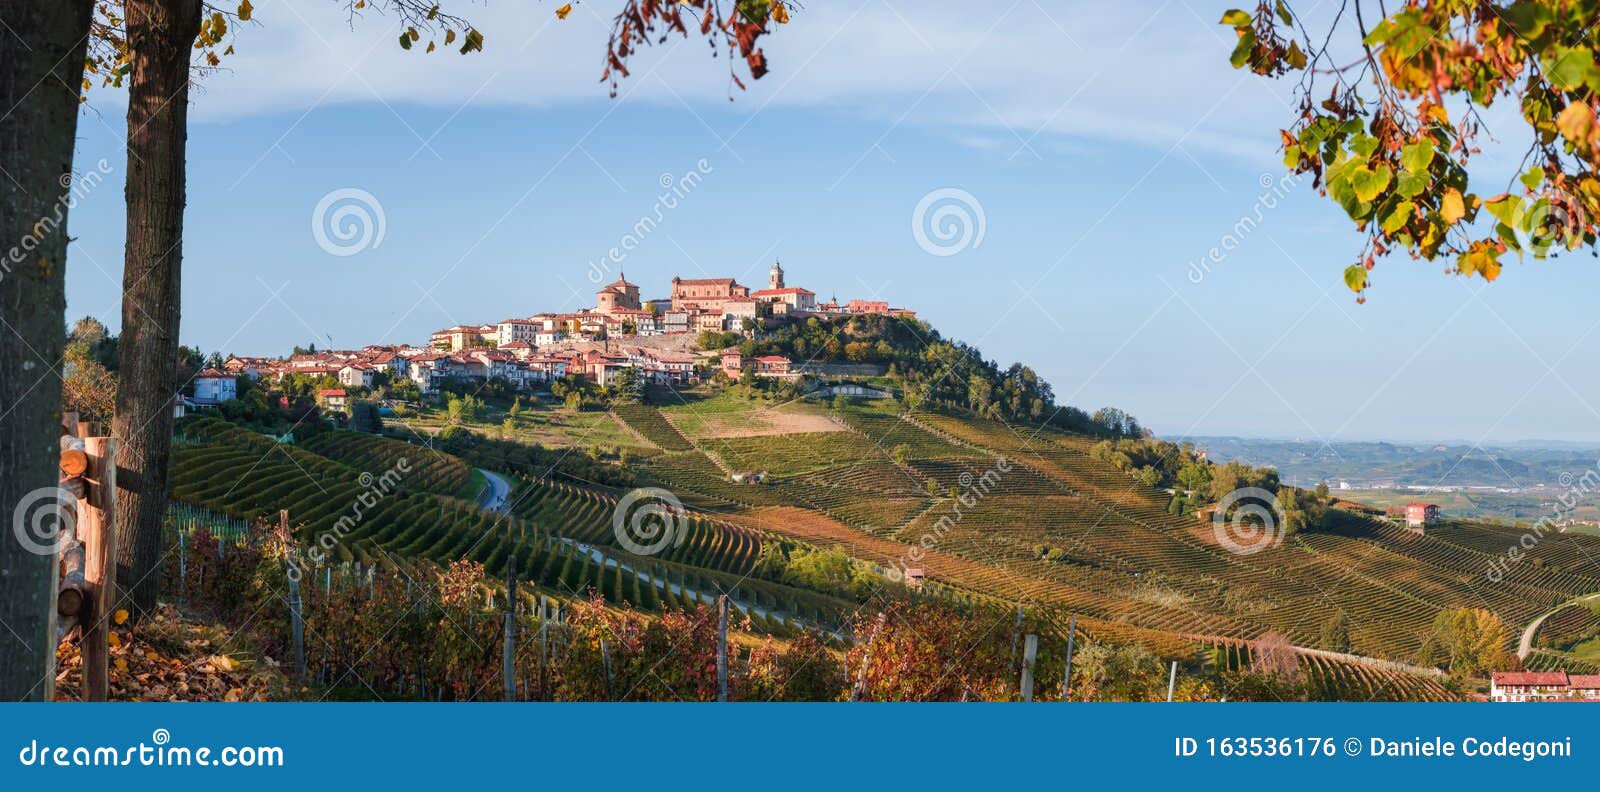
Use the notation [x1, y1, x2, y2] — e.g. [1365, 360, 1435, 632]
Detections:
[80, 437, 117, 702]
[1008, 603, 1024, 675]
[849, 612, 887, 702]
[716, 595, 729, 702]
[1062, 614, 1076, 702]
[1020, 633, 1038, 702]
[503, 562, 517, 702]
[537, 596, 549, 702]
[1167, 660, 1178, 702]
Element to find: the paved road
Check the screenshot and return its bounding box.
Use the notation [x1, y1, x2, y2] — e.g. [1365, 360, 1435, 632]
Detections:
[1518, 591, 1600, 658]
[477, 468, 511, 514]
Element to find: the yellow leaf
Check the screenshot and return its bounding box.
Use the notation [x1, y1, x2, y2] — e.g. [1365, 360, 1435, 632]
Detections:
[557, 3, 573, 19]
[237, 0, 253, 21]
[426, 41, 436, 53]
[445, 29, 456, 45]
[1441, 188, 1465, 224]
[1558, 102, 1596, 145]
[211, 655, 235, 672]
[355, 0, 365, 7]
[113, 608, 128, 625]
[773, 1, 789, 23]
[115, 659, 128, 672]
[108, 632, 121, 647]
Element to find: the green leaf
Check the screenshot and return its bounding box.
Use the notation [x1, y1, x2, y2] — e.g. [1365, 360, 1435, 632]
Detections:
[459, 28, 484, 54]
[1400, 142, 1434, 173]
[1343, 265, 1368, 292]
[1520, 166, 1546, 192]
[1394, 170, 1427, 199]
[1350, 164, 1392, 203]
[398, 32, 412, 50]
[1380, 201, 1414, 234]
[1483, 194, 1522, 225]
[1543, 47, 1600, 91]
[1275, 0, 1292, 25]
[1229, 29, 1256, 69]
[1501, 1, 1554, 40]
[1220, 9, 1252, 27]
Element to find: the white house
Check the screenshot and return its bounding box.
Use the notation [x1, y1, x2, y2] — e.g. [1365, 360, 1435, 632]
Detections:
[338, 363, 376, 389]
[192, 369, 237, 405]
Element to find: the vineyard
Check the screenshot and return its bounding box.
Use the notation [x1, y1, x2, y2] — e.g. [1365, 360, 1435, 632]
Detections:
[167, 418, 826, 635]
[159, 390, 1598, 700]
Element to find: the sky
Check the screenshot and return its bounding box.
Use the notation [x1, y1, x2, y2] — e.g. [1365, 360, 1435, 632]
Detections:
[59, 0, 1600, 445]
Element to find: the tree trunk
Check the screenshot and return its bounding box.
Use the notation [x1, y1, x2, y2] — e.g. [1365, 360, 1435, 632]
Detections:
[112, 0, 200, 616]
[0, 0, 95, 701]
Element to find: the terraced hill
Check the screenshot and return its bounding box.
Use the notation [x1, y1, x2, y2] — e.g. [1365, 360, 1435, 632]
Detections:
[168, 389, 1600, 699]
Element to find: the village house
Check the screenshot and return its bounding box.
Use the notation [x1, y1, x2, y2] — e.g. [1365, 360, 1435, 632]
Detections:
[753, 355, 794, 378]
[720, 350, 743, 378]
[500, 340, 535, 359]
[337, 362, 377, 389]
[496, 318, 538, 347]
[1490, 670, 1600, 701]
[723, 297, 759, 325]
[1404, 503, 1440, 530]
[192, 369, 237, 405]
[663, 309, 692, 334]
[318, 388, 348, 411]
[534, 328, 564, 346]
[222, 356, 267, 379]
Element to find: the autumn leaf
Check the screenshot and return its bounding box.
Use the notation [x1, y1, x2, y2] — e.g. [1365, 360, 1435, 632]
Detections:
[113, 608, 129, 625]
[237, 0, 253, 22]
[1342, 264, 1367, 292]
[773, 2, 789, 24]
[557, 3, 573, 19]
[1441, 188, 1465, 224]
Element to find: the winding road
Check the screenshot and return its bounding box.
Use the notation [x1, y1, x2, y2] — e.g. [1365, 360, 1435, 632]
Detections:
[1518, 592, 1600, 658]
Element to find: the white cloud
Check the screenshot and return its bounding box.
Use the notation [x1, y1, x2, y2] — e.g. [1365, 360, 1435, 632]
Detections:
[86, 0, 1302, 165]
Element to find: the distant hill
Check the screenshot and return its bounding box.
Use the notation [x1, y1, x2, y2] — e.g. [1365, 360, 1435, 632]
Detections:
[1186, 436, 1600, 489]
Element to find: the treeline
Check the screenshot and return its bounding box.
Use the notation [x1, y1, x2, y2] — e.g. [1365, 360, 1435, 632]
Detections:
[1091, 437, 1334, 535]
[717, 315, 1140, 437]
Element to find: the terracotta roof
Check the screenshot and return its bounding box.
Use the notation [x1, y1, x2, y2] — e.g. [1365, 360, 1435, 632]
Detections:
[319, 389, 347, 397]
[501, 341, 533, 349]
[196, 368, 229, 379]
[1493, 671, 1569, 686]
[1405, 502, 1439, 509]
[1568, 674, 1600, 688]
[674, 277, 738, 285]
[754, 355, 790, 364]
[751, 287, 815, 297]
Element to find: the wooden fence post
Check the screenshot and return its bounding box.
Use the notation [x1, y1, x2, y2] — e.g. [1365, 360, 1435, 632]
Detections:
[849, 612, 887, 702]
[278, 509, 306, 681]
[1020, 633, 1038, 702]
[80, 436, 117, 702]
[1062, 614, 1076, 702]
[503, 562, 517, 702]
[1008, 603, 1024, 675]
[716, 595, 729, 702]
[1167, 660, 1178, 702]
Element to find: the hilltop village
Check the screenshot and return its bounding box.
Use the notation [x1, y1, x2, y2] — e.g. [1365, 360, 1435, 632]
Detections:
[196, 263, 915, 406]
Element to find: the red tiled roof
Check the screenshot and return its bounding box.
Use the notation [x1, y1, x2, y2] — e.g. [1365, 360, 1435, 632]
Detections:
[754, 355, 790, 364]
[1493, 671, 1569, 686]
[1405, 502, 1439, 509]
[674, 277, 738, 285]
[196, 368, 229, 378]
[319, 389, 347, 397]
[750, 287, 815, 297]
[1568, 674, 1600, 688]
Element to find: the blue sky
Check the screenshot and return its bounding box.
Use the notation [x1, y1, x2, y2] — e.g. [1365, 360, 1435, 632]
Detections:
[60, 0, 1600, 445]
